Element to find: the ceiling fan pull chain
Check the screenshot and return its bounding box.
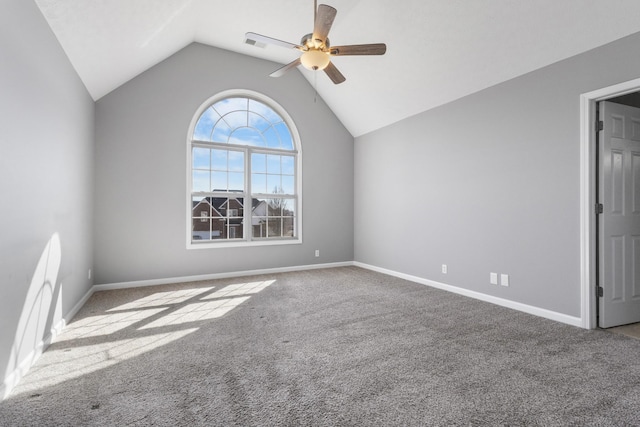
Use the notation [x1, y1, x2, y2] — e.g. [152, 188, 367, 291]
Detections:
[314, 71, 318, 103]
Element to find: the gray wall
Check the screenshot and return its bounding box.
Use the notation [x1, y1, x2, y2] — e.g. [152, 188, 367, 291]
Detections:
[0, 0, 94, 391]
[94, 43, 354, 284]
[355, 31, 640, 318]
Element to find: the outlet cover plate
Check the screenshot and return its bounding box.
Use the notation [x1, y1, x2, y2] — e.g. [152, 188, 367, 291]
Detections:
[500, 274, 509, 287]
[490, 272, 498, 285]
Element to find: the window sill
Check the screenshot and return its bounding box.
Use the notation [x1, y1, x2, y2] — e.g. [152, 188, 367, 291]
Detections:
[187, 238, 302, 250]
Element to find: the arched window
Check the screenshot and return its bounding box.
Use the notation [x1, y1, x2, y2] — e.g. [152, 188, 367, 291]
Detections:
[187, 90, 301, 248]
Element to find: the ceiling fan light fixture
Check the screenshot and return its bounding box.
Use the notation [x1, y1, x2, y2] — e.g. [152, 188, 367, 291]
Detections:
[300, 49, 330, 71]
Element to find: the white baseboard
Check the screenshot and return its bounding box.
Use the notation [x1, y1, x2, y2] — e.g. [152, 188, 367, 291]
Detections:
[94, 261, 354, 291]
[354, 262, 584, 328]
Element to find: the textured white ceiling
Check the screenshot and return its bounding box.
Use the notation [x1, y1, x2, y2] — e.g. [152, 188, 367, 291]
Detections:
[35, 0, 640, 136]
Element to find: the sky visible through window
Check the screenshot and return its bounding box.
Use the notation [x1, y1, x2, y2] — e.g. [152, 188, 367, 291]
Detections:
[193, 98, 294, 150]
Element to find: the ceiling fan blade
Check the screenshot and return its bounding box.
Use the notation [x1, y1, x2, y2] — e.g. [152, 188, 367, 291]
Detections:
[324, 61, 346, 84]
[330, 43, 387, 56]
[269, 58, 302, 78]
[245, 32, 302, 50]
[313, 4, 337, 44]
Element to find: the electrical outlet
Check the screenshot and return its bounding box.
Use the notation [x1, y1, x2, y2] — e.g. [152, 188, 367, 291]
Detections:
[441, 264, 448, 274]
[500, 274, 509, 287]
[315, 249, 320, 257]
[490, 272, 498, 285]
[88, 269, 92, 280]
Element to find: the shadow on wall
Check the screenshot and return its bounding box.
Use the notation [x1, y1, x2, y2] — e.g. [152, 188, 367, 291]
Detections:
[3, 233, 63, 399]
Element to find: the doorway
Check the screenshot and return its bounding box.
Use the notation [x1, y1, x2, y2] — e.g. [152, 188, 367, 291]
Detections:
[597, 96, 640, 328]
[580, 78, 640, 329]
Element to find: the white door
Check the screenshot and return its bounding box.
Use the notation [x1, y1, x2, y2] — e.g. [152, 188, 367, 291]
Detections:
[598, 101, 640, 328]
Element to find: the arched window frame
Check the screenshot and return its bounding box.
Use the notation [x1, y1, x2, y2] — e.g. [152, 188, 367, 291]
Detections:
[186, 89, 302, 249]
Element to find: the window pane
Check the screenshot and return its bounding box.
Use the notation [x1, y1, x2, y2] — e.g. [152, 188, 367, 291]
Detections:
[193, 147, 210, 169]
[192, 196, 210, 217]
[228, 172, 244, 192]
[226, 207, 241, 218]
[267, 198, 283, 216]
[267, 155, 281, 174]
[267, 217, 282, 237]
[228, 225, 243, 239]
[192, 196, 212, 241]
[281, 175, 294, 194]
[192, 217, 211, 241]
[211, 217, 225, 239]
[209, 197, 224, 216]
[275, 122, 293, 150]
[263, 127, 280, 149]
[248, 111, 271, 132]
[192, 171, 210, 192]
[224, 111, 248, 129]
[282, 200, 296, 237]
[211, 171, 227, 191]
[252, 199, 267, 217]
[211, 121, 231, 142]
[252, 217, 267, 238]
[230, 127, 263, 147]
[251, 153, 266, 173]
[283, 216, 295, 237]
[252, 173, 266, 194]
[212, 149, 227, 171]
[249, 99, 280, 123]
[251, 199, 268, 238]
[228, 151, 244, 172]
[281, 155, 294, 175]
[193, 108, 220, 141]
[267, 174, 281, 193]
[282, 199, 295, 216]
[213, 98, 247, 117]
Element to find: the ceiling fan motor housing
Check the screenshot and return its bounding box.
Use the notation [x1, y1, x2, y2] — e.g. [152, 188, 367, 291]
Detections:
[301, 33, 329, 50]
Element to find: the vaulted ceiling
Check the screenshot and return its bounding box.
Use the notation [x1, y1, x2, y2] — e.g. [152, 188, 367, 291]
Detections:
[35, 0, 640, 137]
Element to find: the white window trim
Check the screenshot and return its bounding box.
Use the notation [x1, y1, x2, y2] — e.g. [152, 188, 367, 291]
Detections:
[186, 89, 303, 249]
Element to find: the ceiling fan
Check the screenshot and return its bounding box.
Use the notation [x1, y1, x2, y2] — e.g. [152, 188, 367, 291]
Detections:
[245, 1, 386, 84]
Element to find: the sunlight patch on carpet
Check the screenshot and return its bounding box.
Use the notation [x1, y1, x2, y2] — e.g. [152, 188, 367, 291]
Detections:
[12, 329, 198, 396]
[8, 279, 276, 398]
[108, 287, 217, 311]
[138, 296, 251, 329]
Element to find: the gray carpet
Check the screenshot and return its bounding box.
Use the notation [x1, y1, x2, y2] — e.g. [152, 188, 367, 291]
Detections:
[1, 266, 639, 426]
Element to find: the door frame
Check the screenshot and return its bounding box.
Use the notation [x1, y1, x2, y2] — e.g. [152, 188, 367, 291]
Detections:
[580, 77, 640, 329]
